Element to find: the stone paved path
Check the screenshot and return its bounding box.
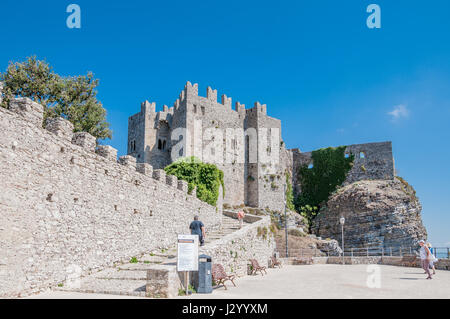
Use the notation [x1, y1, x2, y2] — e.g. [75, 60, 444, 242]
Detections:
[180, 264, 450, 299]
[28, 264, 450, 299]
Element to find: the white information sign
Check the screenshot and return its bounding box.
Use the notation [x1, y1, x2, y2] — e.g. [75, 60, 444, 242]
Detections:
[177, 234, 199, 272]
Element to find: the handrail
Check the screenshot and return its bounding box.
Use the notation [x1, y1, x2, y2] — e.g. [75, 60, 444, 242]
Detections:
[275, 246, 450, 259]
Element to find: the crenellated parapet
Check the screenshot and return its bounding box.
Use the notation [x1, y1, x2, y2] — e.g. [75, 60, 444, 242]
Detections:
[4, 97, 208, 200]
[184, 81, 198, 99]
[96, 145, 118, 161]
[221, 94, 232, 109]
[119, 155, 137, 169]
[141, 100, 156, 114]
[206, 86, 217, 102]
[9, 97, 44, 126]
[72, 132, 96, 152]
[152, 169, 166, 182]
[136, 162, 153, 176]
[235, 101, 245, 113]
[45, 117, 74, 140]
[166, 174, 178, 188]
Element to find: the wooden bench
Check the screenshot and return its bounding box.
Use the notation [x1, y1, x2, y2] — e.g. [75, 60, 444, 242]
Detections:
[249, 259, 267, 276]
[293, 257, 313, 265]
[400, 255, 417, 267]
[212, 264, 236, 290]
[270, 256, 282, 268]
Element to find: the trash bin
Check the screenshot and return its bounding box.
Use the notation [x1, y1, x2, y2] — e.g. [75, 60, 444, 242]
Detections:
[196, 254, 212, 293]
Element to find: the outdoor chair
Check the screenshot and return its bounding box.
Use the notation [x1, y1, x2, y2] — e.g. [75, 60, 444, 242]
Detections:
[270, 256, 282, 268]
[212, 264, 236, 290]
[249, 259, 267, 276]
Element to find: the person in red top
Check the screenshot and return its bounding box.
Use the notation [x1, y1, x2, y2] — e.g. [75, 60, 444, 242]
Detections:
[237, 211, 245, 229]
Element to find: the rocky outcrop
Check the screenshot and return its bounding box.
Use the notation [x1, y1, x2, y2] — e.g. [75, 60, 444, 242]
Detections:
[312, 178, 427, 249]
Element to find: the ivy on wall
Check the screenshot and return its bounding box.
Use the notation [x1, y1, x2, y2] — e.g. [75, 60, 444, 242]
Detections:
[164, 156, 225, 206]
[294, 146, 354, 224]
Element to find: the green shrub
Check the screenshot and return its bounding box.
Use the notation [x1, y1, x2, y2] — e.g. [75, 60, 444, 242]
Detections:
[129, 257, 138, 263]
[164, 156, 224, 206]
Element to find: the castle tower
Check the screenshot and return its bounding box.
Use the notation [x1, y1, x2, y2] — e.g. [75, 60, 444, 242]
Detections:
[127, 82, 287, 212]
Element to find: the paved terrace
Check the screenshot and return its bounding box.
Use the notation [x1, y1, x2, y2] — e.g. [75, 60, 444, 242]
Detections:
[26, 264, 450, 299]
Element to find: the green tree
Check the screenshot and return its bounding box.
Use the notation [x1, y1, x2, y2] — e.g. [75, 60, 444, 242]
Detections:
[1, 56, 111, 140]
[0, 56, 59, 109]
[49, 73, 111, 139]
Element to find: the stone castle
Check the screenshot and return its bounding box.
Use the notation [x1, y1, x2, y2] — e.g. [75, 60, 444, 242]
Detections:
[128, 82, 396, 212]
[0, 82, 427, 298]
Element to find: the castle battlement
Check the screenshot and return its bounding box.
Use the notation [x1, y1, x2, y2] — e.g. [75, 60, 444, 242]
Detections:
[3, 97, 207, 200]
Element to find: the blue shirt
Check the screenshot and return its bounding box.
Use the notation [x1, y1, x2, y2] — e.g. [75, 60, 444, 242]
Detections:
[189, 220, 204, 237]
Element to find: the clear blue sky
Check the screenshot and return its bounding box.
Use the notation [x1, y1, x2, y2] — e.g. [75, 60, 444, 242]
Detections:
[1, 1, 449, 245]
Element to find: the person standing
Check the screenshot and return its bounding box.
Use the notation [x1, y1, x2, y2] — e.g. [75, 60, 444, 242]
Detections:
[190, 215, 206, 246]
[426, 242, 437, 275]
[237, 210, 245, 229]
[419, 240, 432, 279]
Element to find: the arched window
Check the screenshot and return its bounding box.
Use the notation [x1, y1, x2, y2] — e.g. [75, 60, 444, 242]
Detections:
[158, 139, 162, 150]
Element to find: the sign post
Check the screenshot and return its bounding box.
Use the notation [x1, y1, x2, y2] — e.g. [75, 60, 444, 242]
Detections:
[177, 234, 199, 295]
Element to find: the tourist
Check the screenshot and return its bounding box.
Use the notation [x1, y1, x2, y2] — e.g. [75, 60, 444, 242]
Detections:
[190, 215, 206, 246]
[418, 240, 432, 279]
[237, 210, 245, 229]
[426, 242, 437, 275]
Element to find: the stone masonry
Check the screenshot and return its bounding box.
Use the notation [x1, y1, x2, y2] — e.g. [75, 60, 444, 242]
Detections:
[0, 98, 223, 298]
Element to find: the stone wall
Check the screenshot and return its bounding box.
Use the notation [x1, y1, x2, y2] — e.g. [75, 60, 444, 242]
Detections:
[199, 214, 275, 276]
[0, 98, 222, 298]
[282, 256, 450, 270]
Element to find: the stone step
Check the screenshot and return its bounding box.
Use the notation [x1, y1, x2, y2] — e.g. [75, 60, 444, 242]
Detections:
[93, 269, 148, 281]
[57, 278, 147, 297]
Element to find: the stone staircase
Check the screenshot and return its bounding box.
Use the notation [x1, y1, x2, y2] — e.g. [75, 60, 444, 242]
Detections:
[56, 214, 247, 297]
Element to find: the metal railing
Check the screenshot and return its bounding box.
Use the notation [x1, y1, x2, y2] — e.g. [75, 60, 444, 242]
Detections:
[275, 246, 450, 259]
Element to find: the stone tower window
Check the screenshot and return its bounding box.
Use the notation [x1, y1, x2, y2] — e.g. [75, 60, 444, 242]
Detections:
[162, 140, 166, 150]
[158, 139, 162, 150]
[201, 106, 205, 115]
[231, 138, 236, 150]
[360, 152, 366, 159]
[245, 136, 250, 162]
[193, 104, 197, 113]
